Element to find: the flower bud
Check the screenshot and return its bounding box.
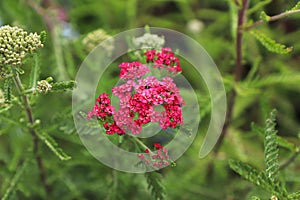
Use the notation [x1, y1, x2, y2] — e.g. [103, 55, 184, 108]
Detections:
[82, 29, 114, 56]
[0, 25, 44, 67]
[37, 80, 52, 94]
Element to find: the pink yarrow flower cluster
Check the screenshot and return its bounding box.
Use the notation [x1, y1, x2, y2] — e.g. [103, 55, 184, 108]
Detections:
[138, 143, 171, 167]
[88, 48, 185, 135]
[119, 61, 149, 79]
[145, 48, 182, 74]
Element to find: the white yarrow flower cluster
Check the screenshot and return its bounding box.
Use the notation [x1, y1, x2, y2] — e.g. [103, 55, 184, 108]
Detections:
[132, 33, 165, 49]
[0, 25, 44, 67]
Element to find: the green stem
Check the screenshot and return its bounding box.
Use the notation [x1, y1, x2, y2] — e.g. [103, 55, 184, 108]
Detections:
[133, 137, 154, 154]
[245, 9, 300, 30]
[11, 70, 51, 194]
[213, 0, 250, 154]
[280, 148, 300, 170]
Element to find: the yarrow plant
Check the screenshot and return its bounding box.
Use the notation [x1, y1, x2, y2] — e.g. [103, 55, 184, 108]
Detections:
[88, 47, 185, 167]
[0, 24, 75, 197]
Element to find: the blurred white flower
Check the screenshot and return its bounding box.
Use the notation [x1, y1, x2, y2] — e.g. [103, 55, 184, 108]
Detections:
[187, 19, 204, 34]
[82, 29, 114, 56]
[132, 33, 165, 49]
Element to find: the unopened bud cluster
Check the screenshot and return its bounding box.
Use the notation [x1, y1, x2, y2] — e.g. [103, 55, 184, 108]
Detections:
[0, 25, 43, 67]
[82, 29, 114, 54]
[37, 80, 52, 94]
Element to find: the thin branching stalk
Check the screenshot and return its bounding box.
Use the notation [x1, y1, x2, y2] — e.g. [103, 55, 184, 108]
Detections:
[246, 9, 300, 30]
[12, 70, 51, 194]
[280, 149, 300, 170]
[213, 0, 250, 154]
[133, 137, 154, 154]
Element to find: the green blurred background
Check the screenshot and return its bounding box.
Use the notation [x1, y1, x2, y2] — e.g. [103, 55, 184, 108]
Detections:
[0, 0, 300, 199]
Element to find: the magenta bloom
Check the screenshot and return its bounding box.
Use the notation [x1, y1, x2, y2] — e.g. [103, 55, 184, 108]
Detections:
[88, 47, 185, 135]
[144, 48, 182, 74]
[87, 93, 114, 120]
[119, 61, 149, 79]
[138, 143, 171, 167]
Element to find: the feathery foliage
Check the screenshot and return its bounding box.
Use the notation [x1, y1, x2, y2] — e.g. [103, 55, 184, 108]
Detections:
[37, 131, 71, 161]
[2, 159, 28, 200]
[250, 30, 292, 54]
[264, 109, 279, 184]
[145, 172, 166, 200]
[230, 110, 300, 199]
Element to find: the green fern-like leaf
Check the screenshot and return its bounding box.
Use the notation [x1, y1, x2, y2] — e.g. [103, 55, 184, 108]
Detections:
[251, 122, 297, 152]
[4, 79, 11, 104]
[2, 159, 28, 200]
[37, 131, 71, 161]
[29, 53, 41, 89]
[145, 172, 166, 200]
[260, 11, 270, 21]
[250, 30, 292, 54]
[40, 31, 47, 44]
[277, 136, 298, 152]
[247, 0, 272, 15]
[291, 1, 300, 11]
[247, 73, 300, 88]
[229, 159, 273, 192]
[51, 80, 76, 92]
[264, 109, 279, 185]
[251, 196, 261, 200]
[288, 190, 300, 199]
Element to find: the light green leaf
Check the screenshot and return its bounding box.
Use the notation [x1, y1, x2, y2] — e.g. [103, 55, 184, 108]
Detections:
[250, 30, 292, 54]
[247, 0, 272, 15]
[247, 73, 300, 88]
[229, 159, 273, 192]
[37, 131, 71, 161]
[264, 109, 279, 185]
[29, 53, 41, 89]
[277, 136, 298, 152]
[51, 80, 76, 92]
[260, 11, 270, 21]
[2, 159, 28, 200]
[288, 190, 300, 199]
[291, 1, 300, 11]
[145, 172, 166, 200]
[4, 79, 12, 104]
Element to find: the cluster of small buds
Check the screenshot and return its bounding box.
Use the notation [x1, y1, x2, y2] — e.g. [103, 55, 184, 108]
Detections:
[145, 48, 182, 74]
[82, 29, 114, 55]
[132, 33, 165, 49]
[0, 25, 43, 67]
[36, 80, 52, 94]
[0, 89, 5, 106]
[138, 143, 171, 167]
